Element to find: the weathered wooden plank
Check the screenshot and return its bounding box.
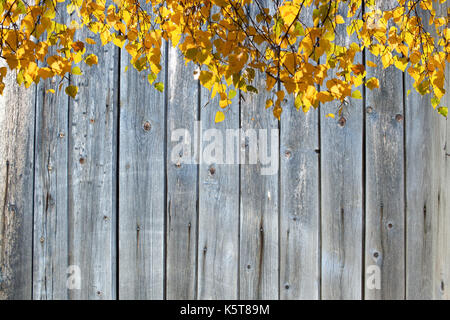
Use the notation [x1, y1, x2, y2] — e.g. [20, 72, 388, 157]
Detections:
[67, 32, 118, 300]
[197, 85, 239, 300]
[280, 107, 319, 300]
[32, 7, 70, 299]
[33, 76, 69, 300]
[435, 28, 449, 299]
[404, 6, 449, 300]
[405, 78, 447, 300]
[320, 6, 363, 300]
[240, 68, 279, 299]
[240, 1, 279, 298]
[0, 69, 35, 300]
[279, 3, 320, 301]
[118, 41, 166, 299]
[166, 45, 199, 299]
[364, 3, 405, 297]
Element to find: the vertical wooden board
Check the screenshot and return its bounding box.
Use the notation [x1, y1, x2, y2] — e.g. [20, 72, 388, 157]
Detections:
[280, 107, 319, 300]
[197, 88, 239, 299]
[405, 82, 447, 299]
[32, 8, 70, 299]
[435, 53, 449, 300]
[240, 0, 279, 300]
[364, 10, 405, 297]
[240, 69, 279, 300]
[68, 33, 118, 300]
[118, 40, 166, 299]
[0, 70, 34, 300]
[404, 7, 449, 300]
[320, 8, 363, 300]
[33, 77, 69, 300]
[166, 45, 199, 299]
[279, 3, 320, 301]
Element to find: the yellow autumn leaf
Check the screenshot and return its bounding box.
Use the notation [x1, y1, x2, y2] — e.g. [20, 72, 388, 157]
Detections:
[352, 90, 362, 99]
[335, 15, 345, 24]
[72, 66, 83, 75]
[84, 54, 98, 67]
[273, 106, 282, 120]
[367, 60, 377, 68]
[215, 111, 225, 123]
[65, 85, 78, 98]
[366, 77, 380, 90]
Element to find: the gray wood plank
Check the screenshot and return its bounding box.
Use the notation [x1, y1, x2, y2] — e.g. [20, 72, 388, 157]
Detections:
[197, 84, 240, 299]
[280, 106, 319, 300]
[405, 78, 447, 299]
[240, 68, 279, 299]
[0, 69, 35, 300]
[364, 3, 405, 297]
[435, 18, 449, 298]
[439, 63, 449, 300]
[320, 6, 363, 300]
[166, 45, 199, 299]
[33, 76, 70, 300]
[240, 0, 280, 300]
[404, 7, 448, 299]
[239, 1, 279, 297]
[67, 31, 118, 300]
[32, 7, 70, 299]
[279, 3, 320, 301]
[118, 41, 166, 299]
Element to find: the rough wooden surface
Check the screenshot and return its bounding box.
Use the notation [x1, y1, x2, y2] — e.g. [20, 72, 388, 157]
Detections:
[197, 86, 240, 300]
[238, 0, 279, 300]
[118, 41, 166, 299]
[0, 69, 35, 300]
[165, 45, 199, 299]
[280, 106, 319, 300]
[320, 6, 363, 300]
[0, 5, 449, 300]
[67, 32, 118, 300]
[240, 70, 279, 300]
[33, 76, 69, 300]
[364, 60, 405, 300]
[437, 61, 449, 300]
[32, 8, 70, 299]
[279, 3, 320, 300]
[405, 80, 447, 299]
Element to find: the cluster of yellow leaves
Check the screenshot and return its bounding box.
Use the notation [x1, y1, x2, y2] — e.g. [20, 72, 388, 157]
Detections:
[0, 0, 448, 120]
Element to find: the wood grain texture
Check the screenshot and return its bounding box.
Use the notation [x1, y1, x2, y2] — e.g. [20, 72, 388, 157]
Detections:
[405, 79, 446, 299]
[239, 7, 280, 295]
[197, 87, 239, 300]
[33, 77, 69, 300]
[365, 54, 405, 300]
[320, 6, 363, 300]
[2, 4, 450, 300]
[435, 34, 449, 299]
[166, 45, 199, 299]
[118, 41, 166, 300]
[0, 69, 35, 300]
[67, 32, 118, 300]
[403, 7, 447, 299]
[280, 106, 319, 300]
[32, 8, 70, 299]
[240, 70, 279, 299]
[279, 3, 320, 301]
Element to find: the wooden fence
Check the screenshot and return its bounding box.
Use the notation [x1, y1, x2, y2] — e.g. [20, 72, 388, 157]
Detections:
[0, 14, 449, 300]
